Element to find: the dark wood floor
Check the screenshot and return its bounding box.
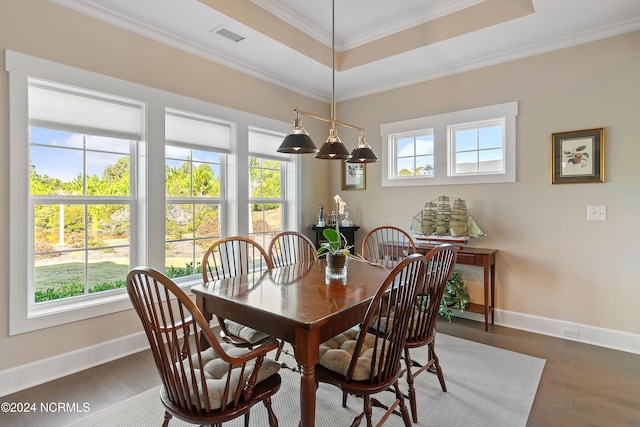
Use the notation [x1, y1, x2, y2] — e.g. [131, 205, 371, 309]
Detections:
[2, 318, 639, 426]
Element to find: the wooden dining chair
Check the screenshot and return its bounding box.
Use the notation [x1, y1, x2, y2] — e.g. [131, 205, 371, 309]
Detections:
[267, 230, 318, 362]
[404, 243, 457, 422]
[202, 237, 274, 348]
[315, 253, 426, 427]
[126, 266, 282, 427]
[268, 230, 318, 268]
[362, 226, 416, 264]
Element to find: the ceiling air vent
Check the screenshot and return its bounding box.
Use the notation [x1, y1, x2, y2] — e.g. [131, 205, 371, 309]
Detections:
[213, 26, 245, 43]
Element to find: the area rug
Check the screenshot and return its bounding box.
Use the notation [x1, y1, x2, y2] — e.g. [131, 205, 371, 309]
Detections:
[66, 334, 545, 427]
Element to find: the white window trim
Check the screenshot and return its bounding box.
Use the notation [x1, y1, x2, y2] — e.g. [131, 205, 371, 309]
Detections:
[381, 101, 518, 187]
[390, 129, 435, 178]
[6, 50, 298, 335]
[448, 117, 506, 177]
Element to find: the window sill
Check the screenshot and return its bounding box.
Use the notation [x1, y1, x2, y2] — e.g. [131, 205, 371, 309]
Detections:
[11, 273, 202, 336]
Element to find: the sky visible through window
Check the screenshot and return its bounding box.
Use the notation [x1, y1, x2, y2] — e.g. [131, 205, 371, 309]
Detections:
[30, 127, 129, 182]
[454, 125, 503, 162]
[396, 133, 434, 175]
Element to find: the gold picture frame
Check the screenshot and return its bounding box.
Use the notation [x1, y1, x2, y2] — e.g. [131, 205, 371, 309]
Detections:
[341, 163, 366, 190]
[551, 128, 604, 184]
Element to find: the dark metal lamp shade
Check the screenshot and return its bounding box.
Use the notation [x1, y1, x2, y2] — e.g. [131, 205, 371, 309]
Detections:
[314, 128, 352, 160]
[277, 133, 318, 154]
[346, 133, 380, 163]
[347, 146, 380, 163]
[277, 118, 318, 154]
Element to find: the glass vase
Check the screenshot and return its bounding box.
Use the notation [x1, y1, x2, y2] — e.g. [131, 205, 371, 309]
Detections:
[325, 253, 348, 284]
[341, 206, 353, 227]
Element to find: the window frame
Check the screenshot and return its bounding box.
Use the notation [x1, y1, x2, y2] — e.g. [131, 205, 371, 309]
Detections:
[381, 101, 518, 187]
[247, 127, 293, 249]
[27, 141, 136, 315]
[164, 110, 230, 280]
[248, 156, 286, 248]
[390, 129, 435, 178]
[6, 50, 299, 335]
[448, 118, 506, 177]
[27, 81, 141, 310]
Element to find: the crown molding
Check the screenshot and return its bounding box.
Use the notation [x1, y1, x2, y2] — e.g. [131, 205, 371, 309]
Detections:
[51, 0, 640, 103]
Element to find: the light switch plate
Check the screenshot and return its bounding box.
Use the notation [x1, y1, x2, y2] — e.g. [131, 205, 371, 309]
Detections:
[587, 205, 606, 220]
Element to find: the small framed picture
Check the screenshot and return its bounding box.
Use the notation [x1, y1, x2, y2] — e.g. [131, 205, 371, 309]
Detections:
[341, 163, 366, 190]
[551, 128, 604, 184]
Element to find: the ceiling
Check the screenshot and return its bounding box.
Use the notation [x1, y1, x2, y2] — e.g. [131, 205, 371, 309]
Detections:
[53, 0, 640, 102]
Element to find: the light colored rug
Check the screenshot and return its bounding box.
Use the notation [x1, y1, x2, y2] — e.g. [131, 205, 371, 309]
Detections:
[66, 334, 545, 427]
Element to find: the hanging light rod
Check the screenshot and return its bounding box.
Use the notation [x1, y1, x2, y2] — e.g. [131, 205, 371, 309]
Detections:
[294, 107, 363, 132]
[276, 0, 380, 163]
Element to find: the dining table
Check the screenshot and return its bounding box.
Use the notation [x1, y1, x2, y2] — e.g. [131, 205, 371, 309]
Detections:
[191, 258, 392, 427]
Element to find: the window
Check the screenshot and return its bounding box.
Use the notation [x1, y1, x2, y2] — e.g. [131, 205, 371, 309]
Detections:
[449, 119, 505, 176]
[164, 111, 230, 279]
[28, 79, 140, 306]
[381, 102, 517, 186]
[31, 129, 133, 303]
[394, 131, 434, 177]
[6, 50, 297, 334]
[247, 129, 289, 250]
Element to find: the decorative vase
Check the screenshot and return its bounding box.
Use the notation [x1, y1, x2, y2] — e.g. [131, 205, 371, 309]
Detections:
[341, 206, 353, 227]
[325, 253, 349, 283]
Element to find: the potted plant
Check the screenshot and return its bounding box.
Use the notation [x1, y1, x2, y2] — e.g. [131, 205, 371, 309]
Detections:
[317, 227, 352, 269]
[317, 195, 353, 270]
[439, 270, 470, 321]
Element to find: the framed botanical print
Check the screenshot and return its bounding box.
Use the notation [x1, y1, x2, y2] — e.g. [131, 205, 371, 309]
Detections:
[341, 163, 366, 190]
[551, 128, 604, 184]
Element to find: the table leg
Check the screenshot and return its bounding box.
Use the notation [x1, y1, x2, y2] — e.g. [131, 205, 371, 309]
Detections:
[483, 260, 489, 332]
[490, 263, 495, 325]
[299, 364, 316, 427]
[195, 295, 213, 350]
[294, 330, 320, 427]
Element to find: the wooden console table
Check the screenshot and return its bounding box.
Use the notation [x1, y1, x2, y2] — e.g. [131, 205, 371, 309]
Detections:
[416, 244, 497, 331]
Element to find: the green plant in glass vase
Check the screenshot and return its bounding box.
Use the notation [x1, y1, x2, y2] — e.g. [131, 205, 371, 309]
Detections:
[439, 270, 470, 321]
[317, 228, 352, 256]
[317, 195, 353, 269]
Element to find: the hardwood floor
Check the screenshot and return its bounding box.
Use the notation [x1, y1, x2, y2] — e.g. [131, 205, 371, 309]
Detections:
[2, 318, 639, 426]
[437, 319, 640, 427]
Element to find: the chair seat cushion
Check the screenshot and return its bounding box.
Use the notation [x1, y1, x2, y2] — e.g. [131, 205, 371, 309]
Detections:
[180, 342, 280, 410]
[224, 319, 270, 344]
[318, 327, 385, 381]
[373, 308, 420, 336]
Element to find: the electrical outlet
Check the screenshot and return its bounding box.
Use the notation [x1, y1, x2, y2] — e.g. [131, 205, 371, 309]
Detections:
[561, 327, 579, 339]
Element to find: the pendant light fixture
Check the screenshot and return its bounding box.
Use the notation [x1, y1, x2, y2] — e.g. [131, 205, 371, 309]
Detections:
[347, 131, 379, 163]
[276, 109, 318, 154]
[277, 0, 379, 163]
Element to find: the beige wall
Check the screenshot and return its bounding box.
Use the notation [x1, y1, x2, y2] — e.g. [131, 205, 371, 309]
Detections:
[0, 0, 330, 373]
[335, 31, 640, 334]
[1, 0, 639, 382]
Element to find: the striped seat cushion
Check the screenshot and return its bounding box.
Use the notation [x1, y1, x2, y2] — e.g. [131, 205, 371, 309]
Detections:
[179, 342, 280, 410]
[318, 327, 386, 381]
[224, 319, 270, 344]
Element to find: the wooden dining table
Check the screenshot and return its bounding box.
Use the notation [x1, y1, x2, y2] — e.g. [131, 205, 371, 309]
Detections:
[191, 259, 392, 427]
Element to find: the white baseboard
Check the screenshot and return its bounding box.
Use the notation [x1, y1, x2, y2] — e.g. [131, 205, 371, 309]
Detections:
[455, 308, 640, 355]
[2, 310, 639, 398]
[0, 332, 149, 398]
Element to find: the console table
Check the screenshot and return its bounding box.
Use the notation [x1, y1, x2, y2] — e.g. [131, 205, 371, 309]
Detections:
[310, 225, 360, 254]
[416, 244, 497, 331]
